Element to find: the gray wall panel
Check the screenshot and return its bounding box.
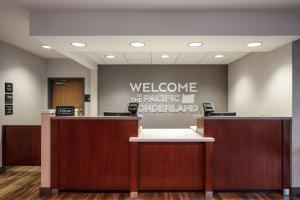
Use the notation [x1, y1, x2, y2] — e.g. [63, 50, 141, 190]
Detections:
[98, 65, 227, 128]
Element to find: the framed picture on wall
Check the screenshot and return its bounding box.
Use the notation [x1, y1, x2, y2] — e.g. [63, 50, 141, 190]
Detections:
[5, 94, 13, 104]
[5, 82, 13, 93]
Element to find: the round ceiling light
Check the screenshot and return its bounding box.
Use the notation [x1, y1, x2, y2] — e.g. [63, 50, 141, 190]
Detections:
[105, 55, 116, 59]
[71, 42, 87, 47]
[161, 54, 170, 59]
[247, 42, 263, 47]
[188, 42, 203, 47]
[42, 45, 52, 49]
[130, 41, 145, 47]
[215, 54, 225, 59]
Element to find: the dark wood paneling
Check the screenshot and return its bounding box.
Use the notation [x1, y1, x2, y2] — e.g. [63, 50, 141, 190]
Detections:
[52, 119, 138, 190]
[97, 120, 137, 189]
[2, 125, 41, 166]
[205, 142, 213, 192]
[50, 120, 59, 188]
[204, 119, 285, 190]
[130, 143, 138, 192]
[58, 119, 101, 189]
[138, 143, 205, 190]
[282, 120, 291, 189]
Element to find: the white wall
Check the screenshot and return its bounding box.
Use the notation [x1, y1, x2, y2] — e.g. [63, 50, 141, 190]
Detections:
[45, 59, 91, 115]
[0, 41, 46, 166]
[228, 43, 292, 117]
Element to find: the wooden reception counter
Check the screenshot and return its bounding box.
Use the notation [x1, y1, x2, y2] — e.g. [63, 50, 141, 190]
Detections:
[43, 115, 291, 197]
[48, 116, 214, 197]
[198, 116, 291, 193]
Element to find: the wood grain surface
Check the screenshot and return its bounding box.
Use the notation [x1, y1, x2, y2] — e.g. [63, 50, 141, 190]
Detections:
[51, 119, 138, 190]
[138, 143, 205, 190]
[0, 167, 298, 200]
[203, 119, 288, 190]
[2, 125, 41, 166]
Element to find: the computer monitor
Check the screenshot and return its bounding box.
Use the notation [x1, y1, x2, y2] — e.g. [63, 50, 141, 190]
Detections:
[203, 103, 215, 116]
[202, 102, 236, 116]
[128, 102, 139, 116]
[103, 103, 139, 117]
[103, 112, 131, 116]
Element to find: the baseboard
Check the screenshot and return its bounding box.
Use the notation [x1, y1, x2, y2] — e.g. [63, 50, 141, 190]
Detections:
[291, 188, 300, 196]
[39, 187, 54, 196]
[0, 166, 8, 174]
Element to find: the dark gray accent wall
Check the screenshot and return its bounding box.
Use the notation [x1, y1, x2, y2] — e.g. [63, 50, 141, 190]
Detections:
[98, 65, 228, 128]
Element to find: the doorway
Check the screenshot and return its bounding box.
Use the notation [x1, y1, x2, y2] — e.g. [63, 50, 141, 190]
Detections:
[48, 78, 85, 115]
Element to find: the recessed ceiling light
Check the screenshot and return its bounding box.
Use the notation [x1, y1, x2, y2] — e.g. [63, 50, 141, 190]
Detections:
[215, 54, 225, 59]
[105, 55, 116, 59]
[42, 45, 52, 49]
[161, 54, 170, 59]
[188, 42, 203, 47]
[71, 42, 86, 47]
[247, 42, 263, 47]
[130, 42, 145, 47]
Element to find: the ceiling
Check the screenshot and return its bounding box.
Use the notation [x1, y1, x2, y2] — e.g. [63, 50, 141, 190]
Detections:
[0, 0, 300, 67]
[73, 52, 249, 65]
[34, 36, 299, 68]
[0, 3, 65, 58]
[4, 0, 300, 10]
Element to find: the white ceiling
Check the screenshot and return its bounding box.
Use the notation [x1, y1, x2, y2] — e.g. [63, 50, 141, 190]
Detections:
[38, 36, 299, 52]
[74, 52, 248, 65]
[3, 0, 300, 10]
[33, 36, 299, 68]
[0, 0, 300, 67]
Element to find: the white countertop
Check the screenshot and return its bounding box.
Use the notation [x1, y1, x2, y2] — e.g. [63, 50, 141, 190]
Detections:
[51, 116, 141, 120]
[201, 116, 292, 120]
[129, 128, 214, 143]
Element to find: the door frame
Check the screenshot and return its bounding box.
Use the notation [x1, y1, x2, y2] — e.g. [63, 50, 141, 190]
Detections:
[48, 78, 85, 114]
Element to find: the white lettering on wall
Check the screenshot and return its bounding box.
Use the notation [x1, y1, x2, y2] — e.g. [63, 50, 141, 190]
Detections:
[129, 82, 199, 113]
[129, 83, 142, 92]
[130, 82, 198, 93]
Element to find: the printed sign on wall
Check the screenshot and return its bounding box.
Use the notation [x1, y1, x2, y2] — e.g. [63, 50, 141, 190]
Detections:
[5, 105, 13, 115]
[5, 94, 13, 104]
[129, 82, 199, 113]
[5, 83, 13, 93]
[4, 82, 13, 116]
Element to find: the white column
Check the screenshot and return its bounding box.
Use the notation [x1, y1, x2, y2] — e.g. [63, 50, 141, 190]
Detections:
[90, 68, 98, 116]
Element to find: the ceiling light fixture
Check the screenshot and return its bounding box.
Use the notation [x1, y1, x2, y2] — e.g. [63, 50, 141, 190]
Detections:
[105, 55, 116, 59]
[130, 42, 145, 47]
[188, 42, 203, 47]
[42, 45, 52, 49]
[71, 42, 87, 47]
[215, 54, 225, 59]
[161, 54, 170, 59]
[247, 42, 263, 47]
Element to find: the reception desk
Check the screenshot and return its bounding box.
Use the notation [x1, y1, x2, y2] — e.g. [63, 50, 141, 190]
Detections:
[47, 116, 214, 197]
[42, 114, 291, 197]
[198, 116, 291, 194]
